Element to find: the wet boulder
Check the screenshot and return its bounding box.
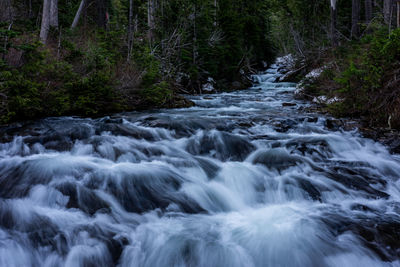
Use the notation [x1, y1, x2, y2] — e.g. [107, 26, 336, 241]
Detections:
[252, 148, 303, 170]
[56, 182, 110, 215]
[186, 131, 256, 161]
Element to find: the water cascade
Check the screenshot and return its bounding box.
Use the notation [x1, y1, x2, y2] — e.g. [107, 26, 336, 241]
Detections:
[1, 61, 400, 267]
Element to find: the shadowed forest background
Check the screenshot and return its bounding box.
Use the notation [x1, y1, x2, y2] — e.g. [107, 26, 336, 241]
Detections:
[0, 0, 399, 129]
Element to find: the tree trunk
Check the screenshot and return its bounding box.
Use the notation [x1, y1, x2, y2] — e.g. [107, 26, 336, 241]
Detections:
[213, 0, 217, 26]
[127, 0, 134, 60]
[330, 0, 338, 47]
[97, 0, 107, 28]
[71, 0, 86, 29]
[0, 0, 13, 22]
[351, 0, 361, 38]
[40, 0, 51, 43]
[365, 0, 373, 24]
[193, 3, 197, 64]
[134, 14, 138, 33]
[384, 0, 393, 24]
[49, 0, 58, 27]
[2, 22, 13, 60]
[28, 0, 32, 18]
[147, 0, 155, 42]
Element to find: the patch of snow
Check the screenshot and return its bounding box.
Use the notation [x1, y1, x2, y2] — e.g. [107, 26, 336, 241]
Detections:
[203, 77, 215, 92]
[294, 84, 304, 95]
[296, 65, 329, 91]
[305, 67, 326, 79]
[276, 54, 295, 70]
[327, 97, 342, 104]
[313, 96, 342, 104]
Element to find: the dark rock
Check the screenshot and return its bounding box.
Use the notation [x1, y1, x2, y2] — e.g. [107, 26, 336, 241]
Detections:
[238, 122, 254, 128]
[195, 157, 221, 179]
[388, 139, 400, 154]
[170, 95, 195, 108]
[325, 119, 343, 130]
[252, 148, 303, 170]
[306, 117, 318, 123]
[56, 182, 110, 215]
[186, 132, 256, 161]
[296, 177, 322, 201]
[282, 102, 296, 107]
[273, 119, 297, 133]
[231, 81, 243, 90]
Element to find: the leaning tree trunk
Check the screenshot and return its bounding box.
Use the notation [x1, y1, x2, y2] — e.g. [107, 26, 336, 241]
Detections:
[49, 0, 58, 27]
[71, 0, 86, 28]
[384, 0, 393, 24]
[365, 0, 373, 24]
[330, 0, 338, 47]
[351, 0, 361, 38]
[40, 0, 51, 43]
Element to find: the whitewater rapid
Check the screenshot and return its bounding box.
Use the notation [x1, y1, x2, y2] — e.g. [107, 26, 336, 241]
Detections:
[1, 61, 400, 267]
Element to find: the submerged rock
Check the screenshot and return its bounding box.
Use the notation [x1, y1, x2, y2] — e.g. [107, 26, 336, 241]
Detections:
[252, 148, 303, 170]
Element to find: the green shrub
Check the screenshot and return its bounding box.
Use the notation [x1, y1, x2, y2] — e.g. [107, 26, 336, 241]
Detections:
[67, 70, 118, 115]
[141, 81, 173, 106]
[324, 28, 400, 126]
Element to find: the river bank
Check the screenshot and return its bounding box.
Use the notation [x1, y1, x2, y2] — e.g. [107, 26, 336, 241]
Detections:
[276, 54, 400, 155]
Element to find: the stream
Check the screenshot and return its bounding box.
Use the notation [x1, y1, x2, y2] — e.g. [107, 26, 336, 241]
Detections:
[1, 61, 400, 267]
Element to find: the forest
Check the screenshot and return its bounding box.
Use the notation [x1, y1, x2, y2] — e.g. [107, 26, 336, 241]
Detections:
[0, 0, 400, 128]
[2, 1, 400, 266]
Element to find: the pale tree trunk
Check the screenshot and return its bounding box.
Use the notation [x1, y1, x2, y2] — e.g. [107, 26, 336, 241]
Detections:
[28, 0, 32, 18]
[0, 0, 13, 22]
[383, 0, 393, 24]
[351, 0, 360, 38]
[160, 0, 164, 51]
[50, 0, 58, 27]
[1, 0, 13, 59]
[2, 22, 13, 60]
[365, 0, 372, 24]
[127, 0, 134, 60]
[71, 0, 86, 29]
[40, 0, 51, 43]
[147, 0, 155, 43]
[330, 0, 338, 47]
[134, 14, 138, 33]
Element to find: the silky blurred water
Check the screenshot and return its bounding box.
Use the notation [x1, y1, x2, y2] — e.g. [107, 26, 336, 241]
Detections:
[1, 61, 400, 267]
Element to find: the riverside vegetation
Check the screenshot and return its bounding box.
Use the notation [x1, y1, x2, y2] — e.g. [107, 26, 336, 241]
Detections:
[0, 0, 399, 129]
[0, 0, 274, 123]
[272, 0, 400, 130]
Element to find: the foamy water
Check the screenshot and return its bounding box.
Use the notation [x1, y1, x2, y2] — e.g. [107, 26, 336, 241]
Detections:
[0, 61, 400, 266]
